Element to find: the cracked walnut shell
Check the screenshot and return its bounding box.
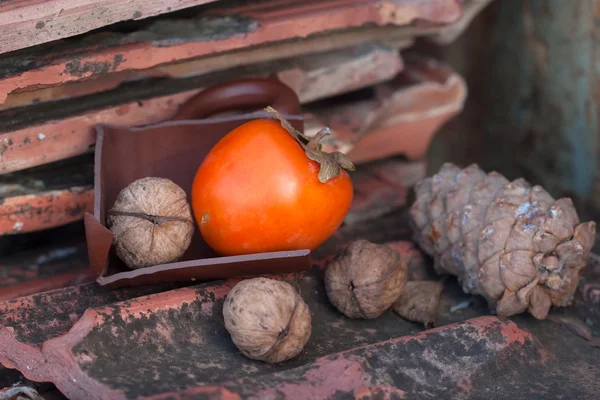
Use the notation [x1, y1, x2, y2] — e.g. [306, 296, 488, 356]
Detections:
[223, 277, 312, 363]
[107, 177, 195, 269]
[325, 240, 408, 319]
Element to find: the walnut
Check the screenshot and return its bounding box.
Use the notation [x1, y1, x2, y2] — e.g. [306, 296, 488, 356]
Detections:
[223, 277, 312, 363]
[392, 280, 444, 328]
[107, 177, 194, 269]
[324, 240, 408, 319]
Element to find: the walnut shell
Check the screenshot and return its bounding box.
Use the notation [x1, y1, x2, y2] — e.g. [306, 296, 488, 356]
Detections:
[325, 240, 408, 319]
[392, 280, 444, 328]
[107, 177, 194, 269]
[223, 277, 312, 363]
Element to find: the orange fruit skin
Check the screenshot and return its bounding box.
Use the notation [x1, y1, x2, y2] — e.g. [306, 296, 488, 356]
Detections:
[191, 119, 353, 256]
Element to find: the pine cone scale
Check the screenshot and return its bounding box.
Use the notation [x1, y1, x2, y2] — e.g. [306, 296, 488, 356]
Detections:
[497, 289, 528, 316]
[479, 254, 504, 300]
[499, 250, 537, 292]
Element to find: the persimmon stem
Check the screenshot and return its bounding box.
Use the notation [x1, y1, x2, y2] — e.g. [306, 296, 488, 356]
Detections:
[264, 106, 355, 183]
[307, 127, 333, 151]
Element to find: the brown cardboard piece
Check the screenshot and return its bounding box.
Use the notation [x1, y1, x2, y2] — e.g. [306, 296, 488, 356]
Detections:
[84, 77, 312, 288]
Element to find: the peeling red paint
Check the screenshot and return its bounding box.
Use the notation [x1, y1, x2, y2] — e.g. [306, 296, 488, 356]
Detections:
[0, 267, 595, 399]
[0, 187, 93, 235]
[2, 206, 597, 398]
[0, 269, 94, 302]
[0, 90, 200, 174]
[456, 376, 473, 392]
[0, 0, 219, 55]
[249, 357, 367, 399]
[498, 317, 536, 346]
[141, 386, 243, 400]
[308, 56, 467, 164]
[2, 266, 545, 400]
[354, 385, 407, 399]
[0, 0, 462, 104]
[0, 326, 45, 371]
[0, 54, 464, 226]
[4, 43, 403, 111]
[0, 241, 92, 301]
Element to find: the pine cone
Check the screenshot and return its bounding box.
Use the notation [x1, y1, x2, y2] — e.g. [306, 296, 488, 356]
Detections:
[409, 163, 596, 319]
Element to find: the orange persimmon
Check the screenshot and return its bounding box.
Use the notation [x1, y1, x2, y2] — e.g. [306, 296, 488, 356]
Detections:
[191, 107, 354, 256]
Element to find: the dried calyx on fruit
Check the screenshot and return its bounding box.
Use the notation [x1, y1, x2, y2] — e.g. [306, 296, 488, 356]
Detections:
[107, 177, 194, 269]
[410, 163, 596, 319]
[223, 277, 312, 363]
[325, 240, 408, 319]
[265, 106, 355, 183]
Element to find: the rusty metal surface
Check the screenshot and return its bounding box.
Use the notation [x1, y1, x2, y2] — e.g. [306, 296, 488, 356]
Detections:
[1, 272, 423, 399]
[2, 42, 405, 111]
[0, 281, 187, 349]
[163, 317, 548, 400]
[0, 188, 93, 235]
[0, 154, 94, 235]
[0, 279, 191, 391]
[0, 216, 92, 302]
[345, 158, 427, 225]
[0, 278, 192, 395]
[0, 240, 92, 302]
[0, 270, 553, 399]
[0, 43, 405, 175]
[0, 208, 413, 397]
[0, 55, 461, 176]
[1, 205, 600, 398]
[2, 264, 599, 399]
[306, 55, 467, 164]
[12, 314, 552, 399]
[0, 0, 462, 105]
[0, 0, 220, 55]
